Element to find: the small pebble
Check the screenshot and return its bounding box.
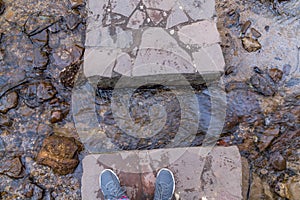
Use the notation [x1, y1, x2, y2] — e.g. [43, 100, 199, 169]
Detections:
[251, 28, 262, 38]
[268, 68, 283, 83]
[253, 66, 263, 74]
[50, 110, 64, 123]
[271, 153, 286, 171]
[225, 65, 235, 75]
[264, 25, 270, 32]
[241, 20, 251, 35]
[242, 37, 261, 52]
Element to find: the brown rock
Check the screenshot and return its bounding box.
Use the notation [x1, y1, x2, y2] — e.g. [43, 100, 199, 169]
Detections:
[0, 114, 12, 127]
[33, 48, 49, 70]
[258, 128, 280, 151]
[36, 82, 57, 101]
[0, 0, 5, 15]
[37, 134, 81, 175]
[60, 62, 81, 88]
[242, 37, 261, 52]
[270, 152, 286, 171]
[249, 173, 274, 200]
[0, 91, 18, 113]
[0, 157, 24, 178]
[241, 157, 250, 200]
[69, 0, 84, 9]
[249, 173, 264, 199]
[287, 176, 300, 200]
[241, 20, 251, 35]
[50, 110, 64, 123]
[268, 68, 283, 83]
[275, 182, 289, 198]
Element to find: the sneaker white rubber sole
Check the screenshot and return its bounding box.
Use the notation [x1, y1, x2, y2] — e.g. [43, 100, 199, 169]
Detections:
[99, 169, 120, 188]
[156, 168, 176, 197]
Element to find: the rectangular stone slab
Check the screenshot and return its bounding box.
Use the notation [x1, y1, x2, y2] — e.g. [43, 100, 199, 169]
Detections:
[84, 0, 225, 88]
[82, 146, 243, 200]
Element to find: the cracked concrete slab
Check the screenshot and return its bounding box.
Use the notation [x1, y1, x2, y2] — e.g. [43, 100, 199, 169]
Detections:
[82, 146, 243, 200]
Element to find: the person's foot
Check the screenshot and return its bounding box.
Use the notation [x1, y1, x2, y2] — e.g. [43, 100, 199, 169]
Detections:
[154, 168, 175, 200]
[99, 169, 127, 200]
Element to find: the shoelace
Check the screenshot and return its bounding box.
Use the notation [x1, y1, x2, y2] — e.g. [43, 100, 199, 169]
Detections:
[156, 182, 171, 200]
[104, 181, 126, 200]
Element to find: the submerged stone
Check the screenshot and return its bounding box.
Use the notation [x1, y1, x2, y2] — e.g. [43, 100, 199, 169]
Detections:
[37, 134, 81, 175]
[0, 91, 18, 113]
[0, 157, 24, 178]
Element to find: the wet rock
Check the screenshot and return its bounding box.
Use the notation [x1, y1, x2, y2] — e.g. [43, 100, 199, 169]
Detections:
[50, 110, 64, 123]
[225, 90, 262, 132]
[20, 82, 56, 108]
[0, 0, 5, 15]
[268, 68, 283, 83]
[20, 180, 44, 199]
[0, 91, 18, 113]
[270, 152, 286, 171]
[30, 30, 49, 47]
[37, 82, 57, 101]
[33, 48, 49, 70]
[0, 177, 43, 199]
[65, 12, 81, 30]
[25, 13, 56, 36]
[242, 37, 261, 52]
[60, 62, 81, 88]
[0, 157, 24, 178]
[53, 45, 83, 68]
[37, 134, 81, 175]
[250, 74, 276, 96]
[251, 28, 262, 38]
[69, 0, 85, 9]
[0, 113, 12, 127]
[257, 127, 280, 151]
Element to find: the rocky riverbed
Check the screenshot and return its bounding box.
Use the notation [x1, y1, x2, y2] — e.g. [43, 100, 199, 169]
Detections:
[0, 0, 299, 199]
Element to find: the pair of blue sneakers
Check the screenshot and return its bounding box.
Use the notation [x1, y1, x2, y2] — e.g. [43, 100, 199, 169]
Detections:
[99, 168, 175, 200]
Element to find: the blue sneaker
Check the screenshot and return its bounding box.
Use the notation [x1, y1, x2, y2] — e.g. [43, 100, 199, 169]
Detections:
[154, 168, 175, 200]
[99, 169, 127, 200]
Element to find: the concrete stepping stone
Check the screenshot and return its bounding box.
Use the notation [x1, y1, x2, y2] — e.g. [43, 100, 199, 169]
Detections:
[82, 146, 243, 200]
[84, 0, 225, 88]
